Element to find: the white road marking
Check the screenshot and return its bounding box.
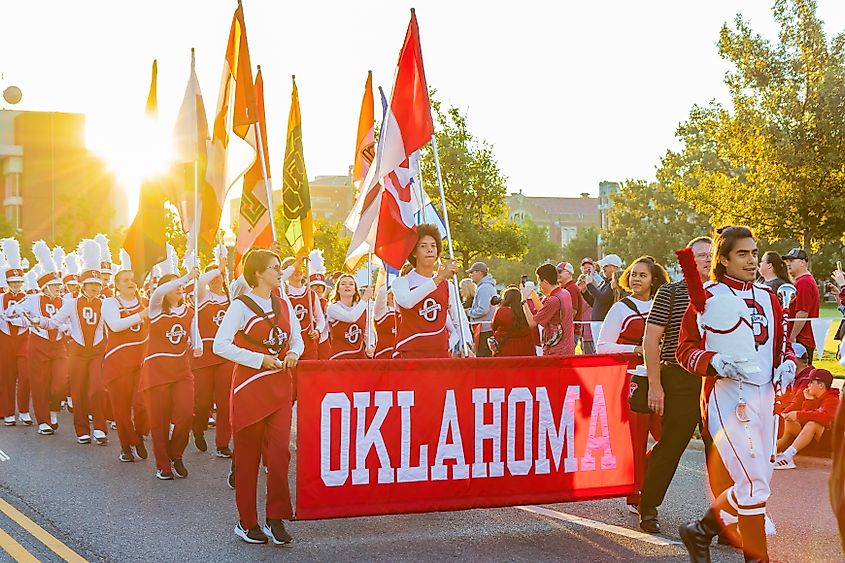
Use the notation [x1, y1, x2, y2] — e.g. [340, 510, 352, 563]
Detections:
[518, 505, 681, 547]
[0, 450, 9, 462]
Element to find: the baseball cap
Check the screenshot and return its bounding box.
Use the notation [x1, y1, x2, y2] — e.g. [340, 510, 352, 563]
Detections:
[807, 368, 834, 388]
[597, 254, 623, 268]
[556, 262, 575, 275]
[792, 342, 808, 361]
[782, 248, 809, 261]
[466, 261, 488, 274]
[580, 257, 594, 266]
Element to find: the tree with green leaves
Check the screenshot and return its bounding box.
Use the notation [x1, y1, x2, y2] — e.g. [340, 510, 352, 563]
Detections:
[420, 96, 526, 268]
[272, 211, 351, 273]
[562, 226, 599, 265]
[664, 0, 845, 250]
[488, 217, 560, 286]
[602, 180, 712, 266]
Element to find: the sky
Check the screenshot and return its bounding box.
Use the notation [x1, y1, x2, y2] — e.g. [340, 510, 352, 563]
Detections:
[4, 0, 845, 229]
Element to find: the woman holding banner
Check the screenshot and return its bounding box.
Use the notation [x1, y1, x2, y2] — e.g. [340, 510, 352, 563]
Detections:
[213, 248, 302, 546]
[326, 274, 374, 360]
[392, 224, 461, 359]
[596, 256, 670, 514]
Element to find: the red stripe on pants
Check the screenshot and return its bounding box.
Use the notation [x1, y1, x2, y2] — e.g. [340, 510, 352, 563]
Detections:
[145, 379, 194, 473]
[628, 410, 663, 505]
[0, 333, 28, 417]
[233, 405, 293, 528]
[29, 338, 67, 425]
[192, 362, 234, 448]
[68, 344, 107, 437]
[107, 367, 148, 450]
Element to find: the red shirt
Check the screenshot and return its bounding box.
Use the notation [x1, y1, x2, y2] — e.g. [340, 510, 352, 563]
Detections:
[562, 280, 582, 336]
[789, 273, 819, 351]
[491, 306, 536, 356]
[784, 387, 840, 427]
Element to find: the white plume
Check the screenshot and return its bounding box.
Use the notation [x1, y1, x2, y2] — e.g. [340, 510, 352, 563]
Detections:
[65, 252, 81, 276]
[0, 248, 8, 270]
[2, 239, 21, 269]
[309, 249, 326, 275]
[157, 243, 178, 277]
[79, 239, 101, 272]
[152, 264, 162, 279]
[214, 242, 227, 264]
[119, 249, 131, 272]
[32, 240, 58, 274]
[95, 233, 112, 264]
[21, 258, 29, 270]
[182, 249, 197, 271]
[52, 246, 66, 274]
[23, 270, 37, 292]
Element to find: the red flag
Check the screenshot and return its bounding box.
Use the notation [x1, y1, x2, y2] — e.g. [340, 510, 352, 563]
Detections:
[391, 9, 433, 155]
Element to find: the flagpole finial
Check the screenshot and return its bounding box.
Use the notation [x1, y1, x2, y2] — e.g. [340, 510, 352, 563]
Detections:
[257, 64, 261, 72]
[410, 7, 416, 16]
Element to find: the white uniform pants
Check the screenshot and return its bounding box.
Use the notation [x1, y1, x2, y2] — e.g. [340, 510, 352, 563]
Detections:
[707, 378, 775, 516]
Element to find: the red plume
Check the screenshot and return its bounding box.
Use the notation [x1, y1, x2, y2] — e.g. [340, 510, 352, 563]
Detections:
[676, 247, 707, 313]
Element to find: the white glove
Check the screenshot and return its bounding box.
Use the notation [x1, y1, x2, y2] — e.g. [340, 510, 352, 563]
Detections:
[711, 354, 745, 380]
[773, 360, 796, 389]
[520, 286, 533, 301]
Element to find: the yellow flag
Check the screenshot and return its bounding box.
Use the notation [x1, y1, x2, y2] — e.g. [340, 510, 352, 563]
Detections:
[281, 76, 314, 257]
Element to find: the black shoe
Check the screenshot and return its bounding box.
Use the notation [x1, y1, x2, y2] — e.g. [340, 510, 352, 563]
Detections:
[680, 509, 721, 563]
[172, 458, 188, 478]
[227, 463, 236, 490]
[234, 522, 267, 544]
[156, 470, 174, 480]
[134, 440, 148, 460]
[194, 432, 208, 452]
[216, 446, 233, 458]
[263, 519, 292, 545]
[639, 507, 660, 534]
[119, 449, 135, 463]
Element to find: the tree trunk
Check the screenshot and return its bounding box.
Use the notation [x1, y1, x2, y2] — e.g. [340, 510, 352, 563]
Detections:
[802, 230, 812, 252]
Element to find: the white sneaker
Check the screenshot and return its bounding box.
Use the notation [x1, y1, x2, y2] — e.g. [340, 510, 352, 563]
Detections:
[18, 412, 32, 425]
[38, 423, 54, 435]
[77, 435, 91, 444]
[93, 429, 108, 445]
[3, 416, 15, 426]
[773, 453, 796, 470]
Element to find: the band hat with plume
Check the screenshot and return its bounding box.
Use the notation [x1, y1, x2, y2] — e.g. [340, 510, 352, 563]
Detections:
[23, 269, 38, 293]
[213, 242, 227, 265]
[0, 248, 8, 288]
[308, 249, 327, 286]
[78, 239, 104, 285]
[64, 252, 81, 285]
[52, 246, 67, 277]
[156, 244, 179, 277]
[2, 238, 24, 283]
[118, 249, 132, 273]
[95, 233, 113, 274]
[21, 257, 29, 270]
[32, 240, 62, 289]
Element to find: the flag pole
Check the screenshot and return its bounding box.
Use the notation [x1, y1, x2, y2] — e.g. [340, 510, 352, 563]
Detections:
[305, 256, 315, 334]
[255, 67, 276, 242]
[431, 135, 468, 357]
[192, 156, 202, 357]
[366, 252, 373, 353]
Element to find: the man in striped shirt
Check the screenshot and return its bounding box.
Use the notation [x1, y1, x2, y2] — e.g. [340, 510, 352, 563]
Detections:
[637, 237, 715, 533]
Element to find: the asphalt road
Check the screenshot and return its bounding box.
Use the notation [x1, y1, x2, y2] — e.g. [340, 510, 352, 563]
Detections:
[0, 410, 840, 562]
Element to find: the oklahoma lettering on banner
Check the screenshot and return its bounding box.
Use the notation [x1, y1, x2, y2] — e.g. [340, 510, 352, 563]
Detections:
[295, 355, 636, 520]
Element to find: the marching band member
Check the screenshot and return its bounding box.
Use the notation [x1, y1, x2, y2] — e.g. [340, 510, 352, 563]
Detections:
[191, 245, 234, 458]
[307, 250, 332, 359]
[281, 255, 323, 360]
[42, 240, 109, 445]
[373, 267, 396, 359]
[63, 252, 81, 299]
[213, 248, 302, 545]
[0, 239, 31, 426]
[102, 252, 149, 463]
[677, 226, 795, 563]
[391, 224, 462, 359]
[326, 273, 374, 360]
[95, 234, 115, 297]
[11, 241, 68, 436]
[140, 246, 199, 480]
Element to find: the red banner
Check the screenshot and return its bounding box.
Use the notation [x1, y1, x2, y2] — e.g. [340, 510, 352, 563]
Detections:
[295, 355, 636, 520]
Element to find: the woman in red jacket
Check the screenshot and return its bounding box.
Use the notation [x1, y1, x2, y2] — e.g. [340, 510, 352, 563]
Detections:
[140, 255, 199, 481]
[491, 287, 536, 356]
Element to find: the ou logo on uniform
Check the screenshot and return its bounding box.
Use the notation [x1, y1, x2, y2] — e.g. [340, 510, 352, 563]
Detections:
[212, 309, 226, 327]
[44, 303, 57, 317]
[294, 303, 307, 322]
[418, 298, 441, 322]
[345, 324, 361, 345]
[263, 326, 288, 354]
[166, 324, 187, 345]
[81, 306, 98, 326]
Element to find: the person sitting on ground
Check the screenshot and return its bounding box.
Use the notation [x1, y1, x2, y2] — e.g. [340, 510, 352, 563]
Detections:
[775, 368, 840, 470]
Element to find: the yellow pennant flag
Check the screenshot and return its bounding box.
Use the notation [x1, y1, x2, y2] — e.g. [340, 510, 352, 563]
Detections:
[281, 76, 314, 257]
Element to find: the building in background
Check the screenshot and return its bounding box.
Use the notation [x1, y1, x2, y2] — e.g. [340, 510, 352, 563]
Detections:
[0, 110, 117, 244]
[597, 180, 621, 255]
[229, 170, 354, 231]
[506, 190, 600, 248]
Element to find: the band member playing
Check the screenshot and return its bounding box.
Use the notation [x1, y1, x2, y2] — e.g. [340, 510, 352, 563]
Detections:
[12, 241, 68, 436]
[281, 255, 323, 360]
[42, 240, 109, 445]
[373, 267, 397, 359]
[191, 248, 234, 458]
[140, 247, 199, 480]
[102, 259, 150, 463]
[326, 274, 374, 360]
[0, 239, 31, 427]
[677, 226, 796, 563]
[392, 224, 462, 359]
[213, 248, 302, 545]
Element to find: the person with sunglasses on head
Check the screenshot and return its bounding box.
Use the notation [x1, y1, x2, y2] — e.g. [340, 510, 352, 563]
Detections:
[213, 248, 303, 546]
